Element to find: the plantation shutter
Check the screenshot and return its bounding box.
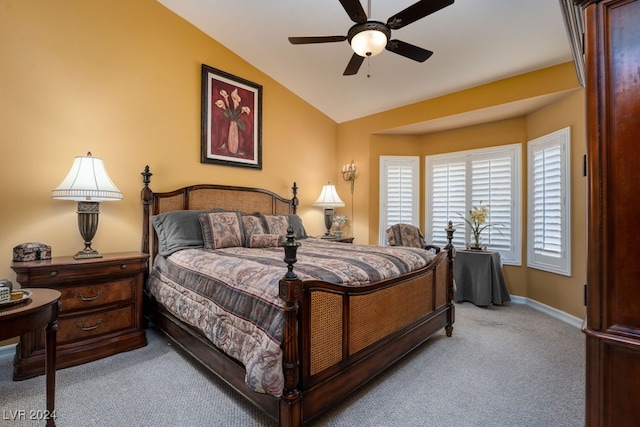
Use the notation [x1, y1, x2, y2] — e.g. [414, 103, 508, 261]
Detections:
[379, 156, 419, 244]
[429, 160, 466, 248]
[532, 146, 562, 256]
[470, 154, 513, 254]
[527, 127, 571, 276]
[426, 144, 521, 266]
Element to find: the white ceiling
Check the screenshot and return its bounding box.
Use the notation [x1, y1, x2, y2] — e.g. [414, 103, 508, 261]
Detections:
[157, 0, 574, 127]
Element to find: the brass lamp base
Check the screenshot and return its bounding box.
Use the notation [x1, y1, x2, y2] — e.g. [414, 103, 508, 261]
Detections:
[74, 201, 102, 260]
[73, 248, 102, 260]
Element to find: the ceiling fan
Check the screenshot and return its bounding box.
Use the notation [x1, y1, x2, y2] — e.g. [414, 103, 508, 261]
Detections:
[288, 0, 454, 76]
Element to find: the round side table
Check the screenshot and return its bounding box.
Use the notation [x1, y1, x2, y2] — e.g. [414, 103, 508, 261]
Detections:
[0, 288, 61, 427]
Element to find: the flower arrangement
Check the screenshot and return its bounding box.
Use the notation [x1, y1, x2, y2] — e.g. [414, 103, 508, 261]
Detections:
[458, 202, 493, 249]
[332, 214, 348, 238]
[332, 215, 348, 230]
[215, 88, 251, 154]
[215, 88, 251, 129]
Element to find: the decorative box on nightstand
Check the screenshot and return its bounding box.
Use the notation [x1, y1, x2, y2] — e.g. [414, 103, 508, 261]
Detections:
[10, 252, 149, 380]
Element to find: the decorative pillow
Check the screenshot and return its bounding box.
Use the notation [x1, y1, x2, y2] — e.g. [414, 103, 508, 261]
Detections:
[248, 234, 281, 248]
[260, 214, 290, 236]
[152, 210, 209, 256]
[287, 214, 308, 239]
[241, 214, 265, 247]
[199, 211, 244, 249]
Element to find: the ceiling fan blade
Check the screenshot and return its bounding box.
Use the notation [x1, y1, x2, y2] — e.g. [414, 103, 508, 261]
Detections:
[386, 39, 433, 62]
[288, 35, 347, 44]
[343, 53, 365, 75]
[387, 0, 454, 30]
[339, 0, 367, 23]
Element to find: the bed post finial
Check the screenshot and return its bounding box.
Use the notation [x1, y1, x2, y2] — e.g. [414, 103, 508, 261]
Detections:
[281, 226, 301, 280]
[141, 166, 153, 256]
[279, 225, 303, 423]
[141, 165, 153, 188]
[291, 182, 299, 214]
[444, 220, 456, 337]
[444, 220, 455, 252]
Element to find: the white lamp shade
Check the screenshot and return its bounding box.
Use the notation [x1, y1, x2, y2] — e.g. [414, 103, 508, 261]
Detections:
[52, 154, 122, 201]
[351, 29, 388, 57]
[313, 184, 345, 208]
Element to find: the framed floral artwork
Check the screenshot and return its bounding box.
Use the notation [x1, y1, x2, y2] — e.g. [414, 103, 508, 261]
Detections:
[201, 64, 262, 169]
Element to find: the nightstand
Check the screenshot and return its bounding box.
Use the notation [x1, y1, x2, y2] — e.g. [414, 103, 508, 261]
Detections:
[10, 252, 149, 380]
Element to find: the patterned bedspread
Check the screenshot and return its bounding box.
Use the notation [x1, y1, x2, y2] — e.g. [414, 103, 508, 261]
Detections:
[147, 239, 435, 397]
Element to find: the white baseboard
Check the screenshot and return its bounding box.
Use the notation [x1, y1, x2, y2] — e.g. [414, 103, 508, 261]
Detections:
[0, 343, 16, 362]
[510, 295, 583, 329]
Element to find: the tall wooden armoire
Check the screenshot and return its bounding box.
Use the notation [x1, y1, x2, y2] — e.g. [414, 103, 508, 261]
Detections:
[576, 0, 640, 425]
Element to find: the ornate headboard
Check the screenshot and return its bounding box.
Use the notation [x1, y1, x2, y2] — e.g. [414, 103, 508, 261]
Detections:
[140, 166, 298, 261]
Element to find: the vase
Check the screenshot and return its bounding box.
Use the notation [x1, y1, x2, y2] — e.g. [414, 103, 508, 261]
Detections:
[468, 242, 483, 250]
[228, 120, 239, 154]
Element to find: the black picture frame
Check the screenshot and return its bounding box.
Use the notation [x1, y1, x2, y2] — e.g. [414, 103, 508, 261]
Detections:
[201, 64, 262, 169]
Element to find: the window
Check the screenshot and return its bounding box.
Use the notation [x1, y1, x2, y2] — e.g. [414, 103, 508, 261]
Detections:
[379, 156, 419, 244]
[426, 144, 522, 265]
[527, 128, 571, 276]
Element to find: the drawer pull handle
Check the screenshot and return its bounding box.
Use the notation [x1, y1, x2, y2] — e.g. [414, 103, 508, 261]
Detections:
[121, 264, 127, 270]
[50, 271, 58, 277]
[77, 319, 103, 332]
[77, 290, 103, 302]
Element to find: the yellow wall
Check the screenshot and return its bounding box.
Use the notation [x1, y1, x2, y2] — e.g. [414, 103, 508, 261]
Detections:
[339, 64, 586, 319]
[0, 0, 337, 286]
[1, 0, 586, 322]
[526, 89, 587, 317]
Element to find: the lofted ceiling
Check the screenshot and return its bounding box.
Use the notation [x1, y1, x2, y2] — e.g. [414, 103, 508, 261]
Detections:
[157, 0, 575, 130]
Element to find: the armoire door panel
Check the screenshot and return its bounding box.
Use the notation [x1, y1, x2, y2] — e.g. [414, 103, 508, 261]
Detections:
[606, 0, 640, 331]
[607, 343, 640, 425]
[580, 0, 640, 425]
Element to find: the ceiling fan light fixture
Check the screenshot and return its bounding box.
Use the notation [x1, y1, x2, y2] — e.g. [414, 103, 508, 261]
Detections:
[348, 21, 390, 57]
[288, 0, 453, 75]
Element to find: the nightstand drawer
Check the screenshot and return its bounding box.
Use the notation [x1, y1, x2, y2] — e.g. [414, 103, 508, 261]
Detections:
[58, 306, 133, 343]
[26, 261, 142, 285]
[58, 278, 134, 312]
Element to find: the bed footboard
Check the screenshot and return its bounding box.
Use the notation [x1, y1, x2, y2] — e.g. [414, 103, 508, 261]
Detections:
[278, 223, 456, 426]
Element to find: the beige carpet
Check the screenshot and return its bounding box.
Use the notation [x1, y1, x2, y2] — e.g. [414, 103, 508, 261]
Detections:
[0, 302, 584, 426]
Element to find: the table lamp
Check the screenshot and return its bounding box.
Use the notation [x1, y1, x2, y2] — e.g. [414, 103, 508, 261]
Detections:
[313, 183, 345, 237]
[52, 152, 122, 259]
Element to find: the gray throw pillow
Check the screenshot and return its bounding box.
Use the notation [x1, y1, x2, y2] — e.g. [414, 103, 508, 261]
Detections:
[152, 210, 209, 256]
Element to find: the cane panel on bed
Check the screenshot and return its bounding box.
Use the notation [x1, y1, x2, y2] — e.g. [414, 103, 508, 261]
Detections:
[155, 187, 292, 214]
[309, 291, 342, 376]
[303, 256, 447, 381]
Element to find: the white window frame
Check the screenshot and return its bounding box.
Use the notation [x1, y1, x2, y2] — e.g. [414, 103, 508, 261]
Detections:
[425, 144, 522, 266]
[379, 156, 420, 245]
[527, 127, 571, 276]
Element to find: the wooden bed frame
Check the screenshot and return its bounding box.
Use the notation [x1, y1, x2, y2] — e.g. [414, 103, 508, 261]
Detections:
[140, 166, 456, 427]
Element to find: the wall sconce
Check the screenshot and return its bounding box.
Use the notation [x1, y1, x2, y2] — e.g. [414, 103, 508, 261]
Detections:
[313, 183, 345, 237]
[52, 152, 122, 259]
[341, 161, 357, 194]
